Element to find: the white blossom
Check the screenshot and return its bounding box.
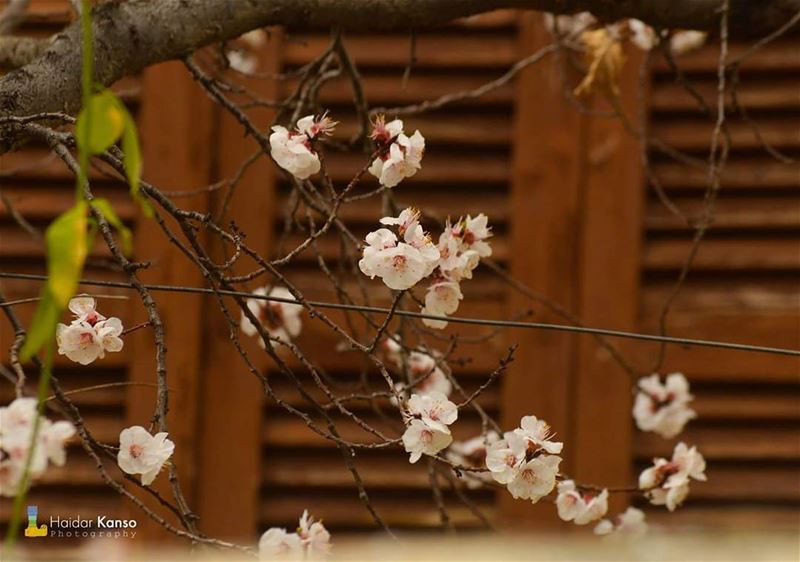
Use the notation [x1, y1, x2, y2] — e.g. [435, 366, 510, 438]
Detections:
[393, 351, 453, 398]
[407, 391, 458, 433]
[594, 507, 648, 537]
[670, 30, 707, 55]
[270, 114, 336, 180]
[68, 295, 105, 325]
[0, 398, 75, 497]
[240, 29, 267, 48]
[258, 528, 303, 560]
[368, 117, 425, 188]
[40, 420, 76, 467]
[633, 373, 696, 439]
[228, 50, 258, 74]
[639, 442, 706, 511]
[556, 480, 609, 525]
[117, 426, 175, 486]
[629, 19, 659, 51]
[486, 433, 525, 485]
[513, 415, 564, 455]
[402, 418, 453, 464]
[457, 214, 493, 258]
[421, 280, 463, 329]
[56, 297, 124, 365]
[380, 208, 421, 243]
[544, 12, 596, 38]
[447, 431, 499, 489]
[359, 213, 440, 290]
[506, 454, 561, 502]
[241, 286, 303, 344]
[298, 510, 331, 560]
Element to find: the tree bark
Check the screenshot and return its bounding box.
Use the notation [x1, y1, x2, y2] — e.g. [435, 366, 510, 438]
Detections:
[0, 0, 798, 152]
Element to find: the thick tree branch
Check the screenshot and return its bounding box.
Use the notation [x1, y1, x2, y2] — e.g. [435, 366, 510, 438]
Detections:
[0, 0, 798, 153]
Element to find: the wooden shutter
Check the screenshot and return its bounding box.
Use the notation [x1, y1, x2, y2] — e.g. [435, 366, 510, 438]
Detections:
[636, 32, 800, 530]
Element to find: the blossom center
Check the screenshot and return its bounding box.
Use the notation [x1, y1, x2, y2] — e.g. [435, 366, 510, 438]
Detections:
[129, 444, 144, 459]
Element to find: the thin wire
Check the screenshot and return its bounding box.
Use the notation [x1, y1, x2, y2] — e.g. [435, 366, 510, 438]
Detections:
[1, 271, 798, 358]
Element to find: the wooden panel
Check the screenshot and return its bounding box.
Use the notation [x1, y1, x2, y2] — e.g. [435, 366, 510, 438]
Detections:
[124, 60, 214, 540]
[571, 46, 643, 511]
[195, 35, 282, 541]
[502, 14, 580, 528]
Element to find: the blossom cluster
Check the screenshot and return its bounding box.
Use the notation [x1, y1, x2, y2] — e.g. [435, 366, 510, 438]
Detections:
[259, 510, 331, 561]
[486, 416, 563, 503]
[56, 296, 124, 365]
[0, 397, 76, 496]
[117, 426, 175, 486]
[359, 208, 492, 328]
[401, 391, 458, 463]
[240, 286, 304, 345]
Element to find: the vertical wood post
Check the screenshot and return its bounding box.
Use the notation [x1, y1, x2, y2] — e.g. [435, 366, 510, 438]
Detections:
[502, 13, 587, 527]
[194, 34, 282, 540]
[571, 49, 645, 511]
[126, 60, 214, 540]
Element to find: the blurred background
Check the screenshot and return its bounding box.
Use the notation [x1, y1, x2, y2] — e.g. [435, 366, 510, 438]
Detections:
[1, 1, 798, 557]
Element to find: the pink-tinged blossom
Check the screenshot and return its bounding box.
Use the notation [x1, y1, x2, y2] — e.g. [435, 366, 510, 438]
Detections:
[407, 391, 458, 433]
[241, 286, 303, 345]
[297, 510, 331, 560]
[258, 527, 303, 560]
[395, 352, 453, 398]
[402, 418, 453, 464]
[639, 442, 706, 511]
[0, 397, 75, 497]
[56, 297, 124, 365]
[594, 507, 648, 537]
[270, 114, 336, 180]
[421, 280, 463, 329]
[380, 208, 421, 243]
[368, 117, 425, 188]
[633, 372, 696, 438]
[117, 426, 175, 486]
[359, 211, 440, 290]
[556, 480, 609, 525]
[506, 454, 562, 502]
[486, 433, 525, 485]
[68, 295, 105, 325]
[513, 415, 564, 455]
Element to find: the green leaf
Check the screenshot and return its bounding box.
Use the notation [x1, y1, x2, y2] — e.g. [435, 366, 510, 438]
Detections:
[19, 290, 60, 361]
[45, 202, 89, 308]
[75, 90, 126, 155]
[120, 110, 152, 217]
[90, 198, 133, 256]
